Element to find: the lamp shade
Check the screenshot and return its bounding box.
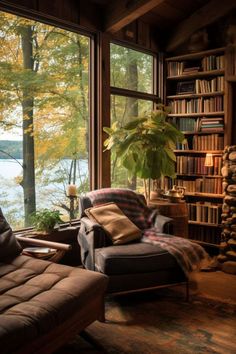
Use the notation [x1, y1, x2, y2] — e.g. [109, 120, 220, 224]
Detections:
[204, 153, 213, 167]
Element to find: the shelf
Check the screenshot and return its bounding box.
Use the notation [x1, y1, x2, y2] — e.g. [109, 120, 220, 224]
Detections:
[226, 75, 236, 82]
[174, 150, 223, 154]
[185, 192, 224, 198]
[166, 47, 225, 61]
[182, 130, 224, 135]
[176, 174, 223, 178]
[167, 70, 224, 80]
[168, 112, 224, 117]
[188, 221, 221, 228]
[167, 91, 224, 99]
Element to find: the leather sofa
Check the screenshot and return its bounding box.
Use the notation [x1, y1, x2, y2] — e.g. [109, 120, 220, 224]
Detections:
[0, 208, 108, 354]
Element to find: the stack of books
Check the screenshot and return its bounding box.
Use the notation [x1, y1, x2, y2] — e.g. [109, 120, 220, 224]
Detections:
[199, 117, 224, 132]
[22, 247, 57, 259]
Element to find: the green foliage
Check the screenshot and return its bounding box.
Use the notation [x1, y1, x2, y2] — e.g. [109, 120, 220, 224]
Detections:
[0, 141, 22, 159]
[104, 104, 184, 182]
[30, 209, 62, 232]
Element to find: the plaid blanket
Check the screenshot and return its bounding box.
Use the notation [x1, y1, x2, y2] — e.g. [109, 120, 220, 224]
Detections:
[142, 228, 209, 277]
[87, 188, 157, 230]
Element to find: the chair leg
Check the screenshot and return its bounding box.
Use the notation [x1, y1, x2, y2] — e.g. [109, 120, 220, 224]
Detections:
[98, 298, 106, 322]
[185, 280, 189, 302]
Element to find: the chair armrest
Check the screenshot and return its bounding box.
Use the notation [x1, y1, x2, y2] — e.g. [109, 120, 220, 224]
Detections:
[153, 214, 174, 234]
[78, 217, 109, 270]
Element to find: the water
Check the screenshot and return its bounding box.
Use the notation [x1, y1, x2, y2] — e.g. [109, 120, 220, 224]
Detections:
[0, 159, 88, 228]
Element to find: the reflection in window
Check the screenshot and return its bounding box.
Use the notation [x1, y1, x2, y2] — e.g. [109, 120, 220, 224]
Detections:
[110, 43, 153, 94]
[0, 11, 90, 229]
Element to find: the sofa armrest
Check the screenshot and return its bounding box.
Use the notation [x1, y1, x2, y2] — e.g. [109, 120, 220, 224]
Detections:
[78, 217, 110, 270]
[16, 235, 72, 251]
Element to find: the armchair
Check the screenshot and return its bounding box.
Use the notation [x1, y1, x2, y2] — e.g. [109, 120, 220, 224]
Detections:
[78, 188, 187, 295]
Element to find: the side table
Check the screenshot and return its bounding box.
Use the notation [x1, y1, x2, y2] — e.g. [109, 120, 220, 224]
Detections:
[149, 199, 189, 238]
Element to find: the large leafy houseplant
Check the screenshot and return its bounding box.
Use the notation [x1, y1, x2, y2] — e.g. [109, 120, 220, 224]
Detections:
[103, 104, 185, 199]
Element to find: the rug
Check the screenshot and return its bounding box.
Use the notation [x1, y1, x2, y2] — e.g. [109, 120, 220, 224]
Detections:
[56, 289, 236, 354]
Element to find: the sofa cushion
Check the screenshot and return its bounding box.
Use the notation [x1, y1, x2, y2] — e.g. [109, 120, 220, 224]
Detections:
[95, 242, 180, 275]
[0, 255, 108, 354]
[0, 208, 22, 261]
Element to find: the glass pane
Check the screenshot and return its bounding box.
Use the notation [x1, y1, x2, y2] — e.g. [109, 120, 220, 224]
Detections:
[110, 95, 153, 189]
[110, 43, 153, 94]
[0, 11, 90, 229]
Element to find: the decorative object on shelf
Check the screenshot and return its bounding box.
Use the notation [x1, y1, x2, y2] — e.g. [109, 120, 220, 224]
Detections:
[164, 185, 185, 203]
[219, 145, 236, 274]
[177, 80, 195, 94]
[187, 28, 209, 53]
[66, 184, 78, 226]
[103, 104, 185, 200]
[30, 209, 62, 233]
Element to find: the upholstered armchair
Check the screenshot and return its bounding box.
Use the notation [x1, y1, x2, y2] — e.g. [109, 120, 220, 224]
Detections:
[78, 188, 188, 294]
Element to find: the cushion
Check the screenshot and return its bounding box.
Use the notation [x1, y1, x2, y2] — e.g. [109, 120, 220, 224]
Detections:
[94, 242, 179, 275]
[0, 208, 22, 260]
[85, 202, 142, 245]
[86, 188, 153, 229]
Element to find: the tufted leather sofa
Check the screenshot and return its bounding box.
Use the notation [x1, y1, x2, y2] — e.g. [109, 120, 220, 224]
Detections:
[0, 208, 108, 354]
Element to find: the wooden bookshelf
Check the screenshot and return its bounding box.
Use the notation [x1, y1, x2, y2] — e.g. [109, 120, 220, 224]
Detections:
[166, 47, 226, 246]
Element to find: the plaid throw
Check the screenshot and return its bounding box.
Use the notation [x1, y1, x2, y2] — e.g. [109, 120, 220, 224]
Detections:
[86, 188, 157, 230]
[142, 229, 209, 277]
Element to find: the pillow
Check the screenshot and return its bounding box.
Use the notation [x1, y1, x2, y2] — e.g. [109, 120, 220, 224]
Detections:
[85, 202, 142, 245]
[0, 208, 22, 260]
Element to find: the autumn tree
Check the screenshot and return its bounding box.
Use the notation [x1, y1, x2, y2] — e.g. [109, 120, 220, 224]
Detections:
[0, 12, 90, 227]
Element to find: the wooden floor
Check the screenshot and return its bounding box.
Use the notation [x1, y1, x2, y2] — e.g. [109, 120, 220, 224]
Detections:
[193, 270, 236, 304]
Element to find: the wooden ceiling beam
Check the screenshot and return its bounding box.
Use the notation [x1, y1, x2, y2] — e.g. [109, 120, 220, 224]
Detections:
[105, 0, 166, 33]
[166, 0, 236, 53]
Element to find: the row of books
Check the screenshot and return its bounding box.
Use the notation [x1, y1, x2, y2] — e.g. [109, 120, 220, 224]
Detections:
[195, 77, 224, 93]
[175, 176, 223, 194]
[169, 96, 223, 114]
[172, 117, 224, 132]
[192, 134, 224, 150]
[188, 224, 221, 244]
[188, 202, 221, 224]
[203, 96, 223, 112]
[176, 156, 222, 175]
[167, 55, 224, 77]
[201, 55, 224, 71]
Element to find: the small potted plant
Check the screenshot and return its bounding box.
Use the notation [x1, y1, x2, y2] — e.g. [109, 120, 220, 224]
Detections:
[103, 104, 185, 200]
[30, 209, 63, 233]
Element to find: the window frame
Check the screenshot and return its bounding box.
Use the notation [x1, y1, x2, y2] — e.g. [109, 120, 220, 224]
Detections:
[0, 5, 97, 229]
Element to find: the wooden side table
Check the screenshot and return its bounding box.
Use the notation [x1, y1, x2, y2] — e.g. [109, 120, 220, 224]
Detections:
[149, 199, 189, 238]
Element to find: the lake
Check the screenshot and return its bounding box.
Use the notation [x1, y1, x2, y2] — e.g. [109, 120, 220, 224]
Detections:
[0, 159, 88, 228]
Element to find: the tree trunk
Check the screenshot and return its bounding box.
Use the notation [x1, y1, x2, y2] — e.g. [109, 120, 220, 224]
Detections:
[21, 26, 36, 226]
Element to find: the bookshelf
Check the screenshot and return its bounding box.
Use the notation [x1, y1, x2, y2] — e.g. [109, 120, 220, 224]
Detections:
[165, 47, 227, 247]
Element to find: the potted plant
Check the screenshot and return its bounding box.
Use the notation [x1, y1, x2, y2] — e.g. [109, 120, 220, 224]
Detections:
[103, 104, 185, 200]
[30, 209, 63, 233]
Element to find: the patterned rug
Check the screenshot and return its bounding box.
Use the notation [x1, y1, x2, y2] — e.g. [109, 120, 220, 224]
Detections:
[56, 288, 236, 354]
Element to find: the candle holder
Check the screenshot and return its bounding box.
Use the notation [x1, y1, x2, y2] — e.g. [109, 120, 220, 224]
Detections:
[67, 195, 77, 227]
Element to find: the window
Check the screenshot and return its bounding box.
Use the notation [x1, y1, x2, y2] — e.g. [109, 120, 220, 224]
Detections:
[110, 43, 158, 189]
[0, 11, 91, 229]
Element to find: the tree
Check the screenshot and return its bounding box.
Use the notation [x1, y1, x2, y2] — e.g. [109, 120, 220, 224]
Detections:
[0, 11, 90, 227]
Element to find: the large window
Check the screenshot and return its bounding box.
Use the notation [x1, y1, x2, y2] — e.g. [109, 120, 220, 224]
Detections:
[110, 43, 157, 189]
[0, 11, 91, 229]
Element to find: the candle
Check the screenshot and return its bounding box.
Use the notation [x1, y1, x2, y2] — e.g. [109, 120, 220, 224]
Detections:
[67, 184, 77, 197]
